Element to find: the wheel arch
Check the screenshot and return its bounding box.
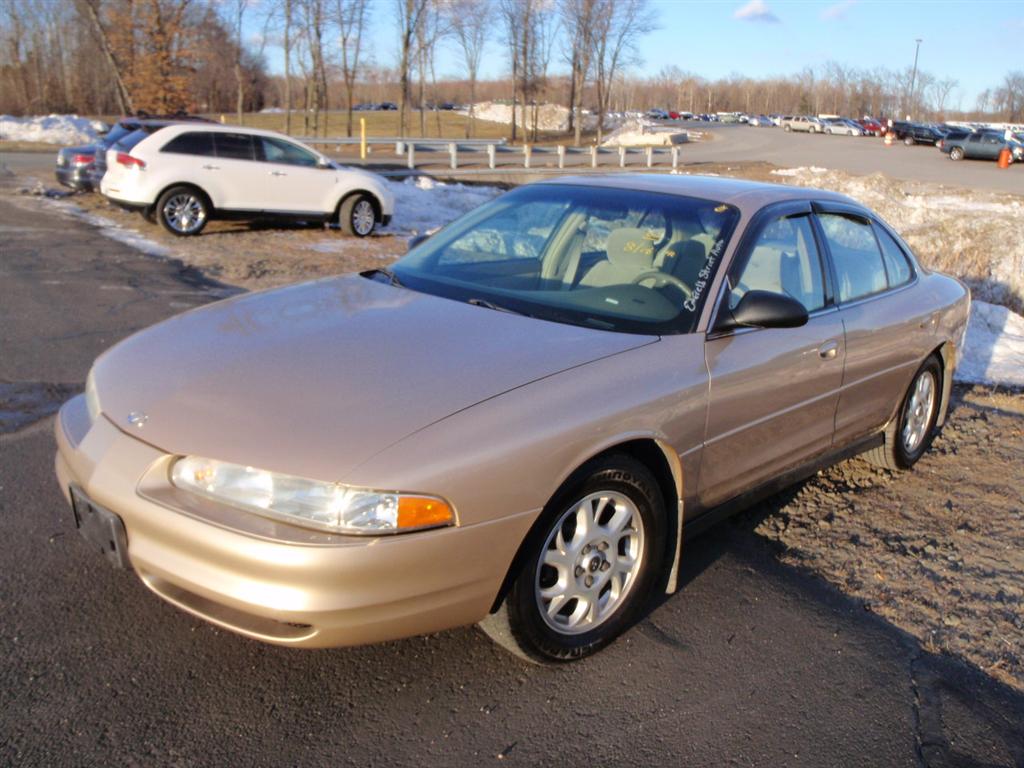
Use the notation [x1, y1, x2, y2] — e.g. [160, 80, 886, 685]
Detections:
[334, 189, 382, 222]
[155, 181, 214, 212]
[933, 341, 954, 428]
[488, 437, 684, 614]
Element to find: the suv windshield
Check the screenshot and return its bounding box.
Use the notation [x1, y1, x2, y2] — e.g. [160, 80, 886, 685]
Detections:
[391, 184, 740, 334]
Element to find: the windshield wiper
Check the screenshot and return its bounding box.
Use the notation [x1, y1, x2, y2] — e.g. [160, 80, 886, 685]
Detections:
[466, 297, 527, 316]
[361, 267, 402, 287]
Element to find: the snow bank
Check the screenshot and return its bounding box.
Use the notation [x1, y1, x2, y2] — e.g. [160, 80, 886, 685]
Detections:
[0, 114, 107, 145]
[601, 118, 688, 148]
[956, 301, 1024, 388]
[383, 176, 501, 235]
[770, 166, 828, 177]
[44, 197, 172, 258]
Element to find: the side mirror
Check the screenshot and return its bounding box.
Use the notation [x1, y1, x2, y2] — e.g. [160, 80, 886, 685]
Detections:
[407, 233, 430, 250]
[718, 290, 808, 331]
[317, 157, 333, 169]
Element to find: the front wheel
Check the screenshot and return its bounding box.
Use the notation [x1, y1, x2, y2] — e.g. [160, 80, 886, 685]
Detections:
[866, 355, 942, 470]
[784, 124, 791, 132]
[479, 454, 667, 662]
[904, 136, 915, 146]
[339, 194, 377, 237]
[949, 147, 964, 161]
[156, 186, 209, 236]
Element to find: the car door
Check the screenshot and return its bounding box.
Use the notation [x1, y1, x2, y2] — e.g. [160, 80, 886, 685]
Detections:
[812, 203, 932, 447]
[698, 202, 845, 509]
[211, 132, 267, 211]
[978, 133, 1004, 159]
[964, 133, 984, 159]
[255, 136, 332, 215]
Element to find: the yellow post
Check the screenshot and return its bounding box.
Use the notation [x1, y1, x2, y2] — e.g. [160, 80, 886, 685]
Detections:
[360, 118, 367, 160]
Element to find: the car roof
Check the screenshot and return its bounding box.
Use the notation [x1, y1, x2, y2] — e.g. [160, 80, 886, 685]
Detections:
[536, 174, 859, 214]
[141, 122, 311, 141]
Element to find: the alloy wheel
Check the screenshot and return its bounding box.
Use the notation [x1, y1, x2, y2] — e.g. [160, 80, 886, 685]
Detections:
[352, 199, 375, 236]
[162, 193, 205, 234]
[902, 370, 936, 453]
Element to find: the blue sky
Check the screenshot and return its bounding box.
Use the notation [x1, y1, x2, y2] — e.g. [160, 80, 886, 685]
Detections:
[250, 1, 1022, 108]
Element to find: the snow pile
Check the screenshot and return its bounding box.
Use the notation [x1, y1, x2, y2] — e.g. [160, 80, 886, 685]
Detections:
[956, 301, 1024, 388]
[601, 118, 688, 148]
[259, 107, 285, 114]
[44, 197, 172, 258]
[469, 102, 627, 134]
[383, 175, 501, 235]
[0, 114, 107, 145]
[770, 166, 828, 177]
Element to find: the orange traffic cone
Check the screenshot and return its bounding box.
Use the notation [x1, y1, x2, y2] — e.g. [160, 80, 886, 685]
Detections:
[997, 147, 1011, 168]
[884, 131, 894, 147]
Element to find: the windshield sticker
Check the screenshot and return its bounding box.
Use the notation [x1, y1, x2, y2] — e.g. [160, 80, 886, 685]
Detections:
[683, 237, 725, 313]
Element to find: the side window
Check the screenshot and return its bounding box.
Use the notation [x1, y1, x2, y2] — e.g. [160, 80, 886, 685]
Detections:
[161, 132, 214, 157]
[259, 137, 319, 167]
[968, 134, 981, 144]
[729, 214, 825, 312]
[874, 225, 913, 287]
[817, 213, 887, 302]
[214, 132, 255, 161]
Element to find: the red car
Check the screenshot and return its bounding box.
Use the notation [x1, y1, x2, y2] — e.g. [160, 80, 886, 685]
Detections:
[857, 118, 882, 136]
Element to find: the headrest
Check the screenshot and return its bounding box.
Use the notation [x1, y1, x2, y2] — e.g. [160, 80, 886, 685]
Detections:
[605, 228, 659, 270]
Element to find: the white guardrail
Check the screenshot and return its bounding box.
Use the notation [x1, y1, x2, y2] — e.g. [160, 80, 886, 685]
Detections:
[298, 135, 686, 171]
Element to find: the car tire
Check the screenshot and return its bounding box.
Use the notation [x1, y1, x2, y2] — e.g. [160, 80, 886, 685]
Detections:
[479, 454, 667, 663]
[156, 185, 209, 236]
[339, 194, 377, 237]
[904, 136, 915, 146]
[950, 147, 964, 161]
[866, 355, 942, 471]
[141, 206, 157, 224]
[784, 124, 791, 132]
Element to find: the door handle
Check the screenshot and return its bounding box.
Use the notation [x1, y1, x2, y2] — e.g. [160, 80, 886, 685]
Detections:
[201, 164, 219, 170]
[818, 340, 839, 360]
[269, 171, 287, 177]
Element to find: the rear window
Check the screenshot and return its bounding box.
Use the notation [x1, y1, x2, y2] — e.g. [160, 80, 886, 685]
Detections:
[113, 128, 151, 152]
[162, 131, 215, 156]
[214, 132, 255, 160]
[103, 122, 138, 146]
[816, 213, 887, 303]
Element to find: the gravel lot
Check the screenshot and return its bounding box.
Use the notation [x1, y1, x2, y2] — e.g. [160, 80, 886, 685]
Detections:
[4, 159, 1023, 695]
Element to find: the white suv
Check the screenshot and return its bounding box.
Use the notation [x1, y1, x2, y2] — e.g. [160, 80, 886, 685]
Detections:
[100, 124, 394, 237]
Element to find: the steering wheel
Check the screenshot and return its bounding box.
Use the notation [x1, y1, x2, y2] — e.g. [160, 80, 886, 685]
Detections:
[631, 271, 693, 299]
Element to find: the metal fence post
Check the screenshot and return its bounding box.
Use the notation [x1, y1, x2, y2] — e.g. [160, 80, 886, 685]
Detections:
[396, 141, 405, 155]
[487, 144, 496, 169]
[523, 144, 531, 169]
[619, 146, 626, 168]
[590, 146, 598, 168]
[557, 145, 565, 169]
[407, 144, 415, 169]
[671, 146, 680, 170]
[449, 142, 457, 170]
[646, 146, 653, 168]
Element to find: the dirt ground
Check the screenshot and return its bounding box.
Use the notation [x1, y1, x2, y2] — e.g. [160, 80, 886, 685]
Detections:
[4, 161, 1023, 692]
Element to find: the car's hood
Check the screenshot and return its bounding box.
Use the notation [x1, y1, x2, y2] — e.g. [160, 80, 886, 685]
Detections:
[93, 275, 654, 482]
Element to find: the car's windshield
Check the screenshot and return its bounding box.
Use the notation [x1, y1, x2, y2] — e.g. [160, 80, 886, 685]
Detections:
[391, 184, 740, 335]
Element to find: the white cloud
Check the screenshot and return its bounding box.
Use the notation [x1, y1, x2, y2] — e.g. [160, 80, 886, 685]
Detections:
[822, 0, 857, 20]
[734, 0, 780, 23]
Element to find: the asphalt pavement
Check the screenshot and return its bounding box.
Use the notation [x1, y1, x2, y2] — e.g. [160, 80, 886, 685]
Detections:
[2, 194, 1024, 767]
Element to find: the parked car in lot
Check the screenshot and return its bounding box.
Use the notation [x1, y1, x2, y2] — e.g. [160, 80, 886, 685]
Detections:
[56, 115, 211, 192]
[856, 118, 882, 136]
[100, 124, 393, 237]
[58, 175, 969, 662]
[941, 130, 1024, 162]
[894, 122, 944, 146]
[783, 115, 826, 133]
[824, 119, 863, 136]
[748, 115, 774, 127]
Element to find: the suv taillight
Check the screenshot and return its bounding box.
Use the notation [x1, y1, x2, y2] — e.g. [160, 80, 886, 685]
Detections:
[116, 152, 146, 170]
[72, 154, 93, 165]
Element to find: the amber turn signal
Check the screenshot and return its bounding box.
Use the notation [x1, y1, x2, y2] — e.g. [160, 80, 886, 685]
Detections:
[397, 496, 454, 529]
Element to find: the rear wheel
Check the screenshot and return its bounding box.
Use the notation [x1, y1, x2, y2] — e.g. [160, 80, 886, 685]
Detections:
[339, 194, 377, 237]
[949, 146, 964, 161]
[784, 124, 791, 132]
[866, 355, 942, 470]
[156, 185, 209, 236]
[479, 454, 667, 663]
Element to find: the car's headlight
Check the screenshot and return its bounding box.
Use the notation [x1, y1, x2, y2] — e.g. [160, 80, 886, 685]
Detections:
[170, 456, 454, 535]
[85, 367, 101, 424]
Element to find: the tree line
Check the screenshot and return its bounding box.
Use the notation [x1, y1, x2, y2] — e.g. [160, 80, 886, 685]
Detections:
[2, 0, 1022, 144]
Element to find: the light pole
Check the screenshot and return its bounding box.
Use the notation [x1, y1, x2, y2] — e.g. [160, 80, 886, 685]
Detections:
[908, 38, 922, 119]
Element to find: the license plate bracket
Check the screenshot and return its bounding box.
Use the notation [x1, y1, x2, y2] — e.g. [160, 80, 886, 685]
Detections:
[70, 486, 131, 570]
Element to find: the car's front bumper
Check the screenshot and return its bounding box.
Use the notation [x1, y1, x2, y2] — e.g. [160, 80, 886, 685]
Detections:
[55, 395, 535, 648]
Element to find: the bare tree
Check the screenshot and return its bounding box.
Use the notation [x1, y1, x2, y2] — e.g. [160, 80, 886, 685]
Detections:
[221, 0, 249, 124]
[592, 0, 654, 143]
[445, 0, 490, 138]
[334, 0, 369, 137]
[76, 0, 134, 113]
[395, 0, 430, 137]
[559, 0, 598, 146]
[994, 70, 1024, 122]
[929, 77, 958, 117]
